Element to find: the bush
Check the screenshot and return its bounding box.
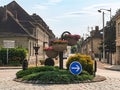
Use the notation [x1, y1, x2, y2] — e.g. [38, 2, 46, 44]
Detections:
[8, 60, 21, 66]
[16, 66, 58, 78]
[0, 48, 27, 65]
[66, 53, 94, 75]
[16, 66, 93, 84]
[44, 58, 55, 66]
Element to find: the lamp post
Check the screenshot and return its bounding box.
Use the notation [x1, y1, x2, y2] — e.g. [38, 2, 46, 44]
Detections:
[33, 45, 40, 67]
[98, 8, 111, 62]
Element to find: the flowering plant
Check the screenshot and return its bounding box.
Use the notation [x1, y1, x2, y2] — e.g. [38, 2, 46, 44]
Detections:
[63, 34, 80, 40]
[52, 40, 68, 44]
[43, 46, 54, 51]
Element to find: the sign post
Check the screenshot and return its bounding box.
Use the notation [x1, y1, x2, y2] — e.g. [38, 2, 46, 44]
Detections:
[69, 61, 82, 75]
[3, 40, 15, 64]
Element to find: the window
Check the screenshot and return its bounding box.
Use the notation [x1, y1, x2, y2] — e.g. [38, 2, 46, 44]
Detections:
[118, 23, 120, 35]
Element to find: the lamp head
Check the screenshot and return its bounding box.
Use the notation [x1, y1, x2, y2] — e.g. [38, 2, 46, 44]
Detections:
[98, 10, 101, 13]
[107, 9, 111, 12]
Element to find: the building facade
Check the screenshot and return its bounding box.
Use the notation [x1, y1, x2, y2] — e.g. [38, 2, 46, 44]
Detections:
[115, 14, 120, 65]
[0, 1, 55, 64]
[81, 26, 102, 58]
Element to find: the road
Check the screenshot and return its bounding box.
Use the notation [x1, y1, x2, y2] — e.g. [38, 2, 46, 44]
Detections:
[0, 65, 120, 90]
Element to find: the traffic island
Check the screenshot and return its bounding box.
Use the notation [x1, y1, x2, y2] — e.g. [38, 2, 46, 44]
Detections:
[14, 66, 106, 84]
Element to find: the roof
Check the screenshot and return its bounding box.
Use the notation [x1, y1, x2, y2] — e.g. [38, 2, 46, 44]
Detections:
[0, 1, 55, 39]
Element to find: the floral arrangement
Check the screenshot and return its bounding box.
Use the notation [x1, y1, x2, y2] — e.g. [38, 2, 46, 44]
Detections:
[43, 46, 54, 51]
[63, 34, 80, 40]
[43, 46, 58, 58]
[52, 40, 68, 44]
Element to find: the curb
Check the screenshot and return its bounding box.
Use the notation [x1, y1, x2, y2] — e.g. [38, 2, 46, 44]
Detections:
[0, 67, 22, 70]
[105, 67, 120, 71]
[91, 75, 106, 82]
[14, 75, 106, 84]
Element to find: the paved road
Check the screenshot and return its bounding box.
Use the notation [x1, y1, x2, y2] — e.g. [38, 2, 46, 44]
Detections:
[0, 67, 120, 90]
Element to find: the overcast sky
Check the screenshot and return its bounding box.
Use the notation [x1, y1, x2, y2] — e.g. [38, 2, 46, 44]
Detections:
[0, 0, 120, 38]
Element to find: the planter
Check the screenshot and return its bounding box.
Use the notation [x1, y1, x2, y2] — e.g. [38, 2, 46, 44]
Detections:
[67, 38, 77, 46]
[52, 44, 67, 52]
[45, 50, 58, 58]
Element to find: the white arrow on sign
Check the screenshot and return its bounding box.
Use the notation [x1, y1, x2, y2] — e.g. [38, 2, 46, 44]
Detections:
[71, 65, 80, 72]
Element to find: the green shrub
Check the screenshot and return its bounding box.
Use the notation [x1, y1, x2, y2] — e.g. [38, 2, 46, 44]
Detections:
[0, 48, 27, 65]
[8, 60, 21, 66]
[66, 53, 94, 75]
[22, 68, 93, 84]
[0, 48, 7, 64]
[16, 66, 58, 78]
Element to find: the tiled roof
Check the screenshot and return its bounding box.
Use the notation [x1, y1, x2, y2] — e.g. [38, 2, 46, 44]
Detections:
[0, 1, 55, 39]
[7, 1, 35, 22]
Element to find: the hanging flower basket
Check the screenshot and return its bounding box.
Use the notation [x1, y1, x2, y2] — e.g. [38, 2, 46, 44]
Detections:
[67, 38, 77, 46]
[52, 44, 67, 52]
[62, 34, 80, 46]
[45, 50, 58, 58]
[52, 40, 68, 52]
[44, 46, 58, 58]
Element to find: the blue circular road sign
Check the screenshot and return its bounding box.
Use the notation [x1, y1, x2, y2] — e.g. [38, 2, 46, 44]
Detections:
[69, 61, 82, 75]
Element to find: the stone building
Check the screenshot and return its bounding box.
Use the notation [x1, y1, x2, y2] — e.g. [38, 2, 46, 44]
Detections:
[81, 26, 102, 58]
[115, 14, 120, 64]
[0, 1, 55, 64]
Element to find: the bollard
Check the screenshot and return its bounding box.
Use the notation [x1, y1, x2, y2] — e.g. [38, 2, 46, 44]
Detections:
[93, 60, 97, 77]
[22, 59, 28, 70]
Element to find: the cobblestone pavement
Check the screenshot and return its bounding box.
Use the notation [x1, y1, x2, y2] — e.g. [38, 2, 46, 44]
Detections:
[0, 65, 120, 90]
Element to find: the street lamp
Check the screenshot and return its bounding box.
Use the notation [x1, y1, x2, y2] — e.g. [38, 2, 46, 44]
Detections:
[33, 44, 40, 67]
[98, 8, 111, 19]
[98, 8, 111, 62]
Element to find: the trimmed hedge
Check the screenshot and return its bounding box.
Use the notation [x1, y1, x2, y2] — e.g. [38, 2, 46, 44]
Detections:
[16, 66, 58, 78]
[16, 66, 93, 84]
[0, 48, 27, 65]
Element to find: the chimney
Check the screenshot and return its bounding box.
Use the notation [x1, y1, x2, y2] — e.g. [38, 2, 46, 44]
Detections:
[95, 26, 99, 31]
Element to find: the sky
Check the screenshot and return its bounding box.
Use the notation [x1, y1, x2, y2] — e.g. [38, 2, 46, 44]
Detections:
[0, 0, 120, 38]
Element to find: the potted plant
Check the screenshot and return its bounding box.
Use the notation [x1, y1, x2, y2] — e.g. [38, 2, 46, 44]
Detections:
[52, 40, 68, 52]
[62, 34, 80, 46]
[44, 46, 58, 58]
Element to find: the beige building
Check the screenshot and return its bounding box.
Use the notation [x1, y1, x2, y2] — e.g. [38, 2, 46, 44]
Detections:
[115, 14, 120, 65]
[0, 1, 55, 64]
[81, 26, 102, 58]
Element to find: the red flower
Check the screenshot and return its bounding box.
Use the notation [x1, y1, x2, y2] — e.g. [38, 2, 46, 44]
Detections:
[52, 40, 68, 44]
[44, 46, 54, 51]
[63, 34, 80, 40]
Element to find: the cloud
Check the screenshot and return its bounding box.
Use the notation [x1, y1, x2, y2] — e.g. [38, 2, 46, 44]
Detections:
[61, 2, 120, 17]
[83, 2, 120, 14]
[32, 0, 63, 10]
[47, 18, 60, 22]
[45, 1, 120, 24]
[48, 0, 63, 3]
[66, 10, 95, 16]
[33, 4, 48, 10]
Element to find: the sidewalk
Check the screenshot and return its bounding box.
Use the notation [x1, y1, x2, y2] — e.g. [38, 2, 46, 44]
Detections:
[0, 66, 22, 69]
[97, 61, 120, 71]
